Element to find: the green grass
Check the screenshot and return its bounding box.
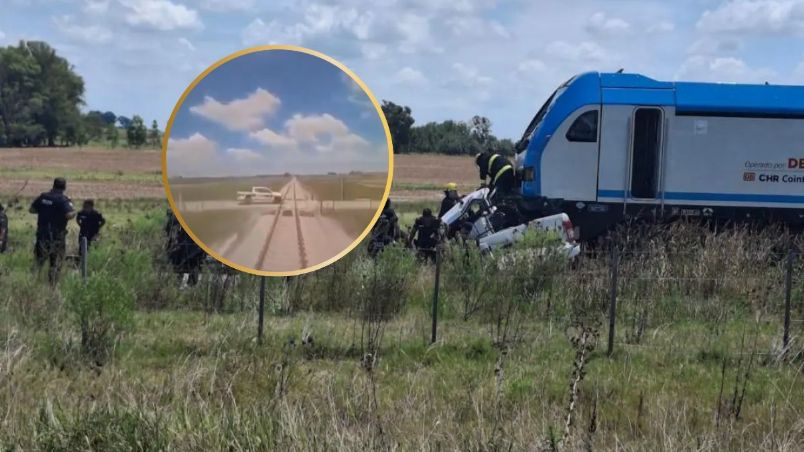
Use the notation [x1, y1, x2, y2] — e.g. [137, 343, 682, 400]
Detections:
[1, 200, 802, 450]
[0, 166, 161, 183]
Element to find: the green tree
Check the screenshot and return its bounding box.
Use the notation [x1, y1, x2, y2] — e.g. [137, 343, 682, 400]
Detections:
[83, 111, 106, 143]
[106, 124, 119, 148]
[126, 115, 147, 148]
[0, 43, 46, 146]
[381, 100, 414, 153]
[148, 120, 161, 148]
[26, 41, 85, 146]
[0, 41, 84, 147]
[117, 116, 132, 129]
[470, 115, 492, 145]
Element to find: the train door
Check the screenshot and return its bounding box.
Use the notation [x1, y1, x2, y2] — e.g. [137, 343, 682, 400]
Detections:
[627, 107, 664, 200]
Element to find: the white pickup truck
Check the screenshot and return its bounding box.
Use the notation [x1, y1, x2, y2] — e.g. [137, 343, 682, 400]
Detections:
[236, 186, 282, 204]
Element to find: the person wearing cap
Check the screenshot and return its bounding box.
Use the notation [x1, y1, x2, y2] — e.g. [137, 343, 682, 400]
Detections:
[475, 151, 515, 198]
[0, 203, 8, 254]
[29, 177, 75, 283]
[409, 207, 441, 262]
[438, 182, 461, 219]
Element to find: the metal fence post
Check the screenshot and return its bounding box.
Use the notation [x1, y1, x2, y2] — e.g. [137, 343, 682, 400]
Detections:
[80, 236, 88, 283]
[258, 277, 266, 344]
[783, 248, 794, 354]
[607, 246, 619, 357]
[431, 248, 441, 344]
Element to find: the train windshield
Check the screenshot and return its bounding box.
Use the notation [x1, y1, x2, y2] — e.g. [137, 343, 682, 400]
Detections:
[515, 77, 574, 150]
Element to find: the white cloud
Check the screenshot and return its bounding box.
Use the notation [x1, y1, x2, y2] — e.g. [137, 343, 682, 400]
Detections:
[586, 12, 631, 35]
[225, 147, 263, 162]
[545, 40, 611, 63]
[53, 15, 112, 43]
[451, 62, 492, 88]
[166, 133, 218, 177]
[83, 0, 109, 15]
[250, 128, 298, 148]
[201, 0, 255, 12]
[241, 5, 375, 46]
[120, 0, 203, 31]
[242, 18, 304, 45]
[285, 113, 349, 143]
[392, 66, 428, 86]
[250, 113, 377, 158]
[178, 37, 195, 51]
[697, 0, 804, 35]
[688, 37, 742, 55]
[677, 55, 777, 83]
[0, 29, 6, 41]
[189, 88, 281, 131]
[517, 59, 547, 74]
[361, 42, 387, 60]
[396, 13, 438, 53]
[490, 21, 511, 39]
[647, 21, 675, 33]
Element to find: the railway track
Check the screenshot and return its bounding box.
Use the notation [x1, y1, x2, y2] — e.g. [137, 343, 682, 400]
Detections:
[255, 178, 309, 271]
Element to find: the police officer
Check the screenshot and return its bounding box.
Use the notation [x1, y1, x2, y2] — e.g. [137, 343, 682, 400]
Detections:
[438, 182, 460, 219]
[0, 203, 8, 254]
[409, 208, 440, 262]
[29, 177, 75, 283]
[475, 151, 516, 198]
[164, 209, 205, 287]
[368, 199, 400, 257]
[76, 199, 106, 255]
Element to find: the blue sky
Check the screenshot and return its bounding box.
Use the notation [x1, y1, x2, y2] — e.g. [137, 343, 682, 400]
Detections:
[165, 49, 387, 177]
[3, 0, 804, 140]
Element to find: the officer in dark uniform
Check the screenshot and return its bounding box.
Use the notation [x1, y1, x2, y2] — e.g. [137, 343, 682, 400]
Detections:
[0, 203, 8, 254]
[164, 209, 205, 287]
[409, 208, 440, 262]
[29, 177, 75, 283]
[368, 199, 400, 257]
[475, 152, 516, 198]
[76, 199, 106, 255]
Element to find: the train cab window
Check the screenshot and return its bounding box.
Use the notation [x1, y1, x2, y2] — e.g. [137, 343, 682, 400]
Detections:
[565, 110, 599, 142]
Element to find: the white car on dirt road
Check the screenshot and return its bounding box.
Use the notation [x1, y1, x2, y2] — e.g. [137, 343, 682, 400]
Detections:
[237, 186, 282, 205]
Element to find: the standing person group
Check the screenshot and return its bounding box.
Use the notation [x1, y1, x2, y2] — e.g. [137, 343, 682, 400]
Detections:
[20, 177, 106, 284]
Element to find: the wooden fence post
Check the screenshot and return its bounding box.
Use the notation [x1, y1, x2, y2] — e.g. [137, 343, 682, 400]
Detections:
[431, 248, 441, 344]
[258, 277, 266, 344]
[80, 236, 88, 283]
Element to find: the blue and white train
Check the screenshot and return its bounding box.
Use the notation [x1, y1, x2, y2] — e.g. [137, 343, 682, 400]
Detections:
[513, 72, 804, 240]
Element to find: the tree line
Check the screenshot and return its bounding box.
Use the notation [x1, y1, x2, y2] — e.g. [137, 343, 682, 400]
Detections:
[381, 101, 515, 156]
[1, 40, 510, 154]
[0, 41, 160, 148]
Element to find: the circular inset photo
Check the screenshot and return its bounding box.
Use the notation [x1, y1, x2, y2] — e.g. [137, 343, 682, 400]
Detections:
[163, 46, 393, 276]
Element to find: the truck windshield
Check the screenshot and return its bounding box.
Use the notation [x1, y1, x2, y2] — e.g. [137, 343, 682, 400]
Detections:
[515, 78, 573, 150]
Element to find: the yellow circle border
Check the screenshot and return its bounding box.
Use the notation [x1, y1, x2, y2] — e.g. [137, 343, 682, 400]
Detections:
[161, 45, 394, 277]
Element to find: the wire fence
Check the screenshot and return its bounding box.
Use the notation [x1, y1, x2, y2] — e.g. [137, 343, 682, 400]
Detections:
[71, 225, 804, 361]
[430, 243, 803, 358]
